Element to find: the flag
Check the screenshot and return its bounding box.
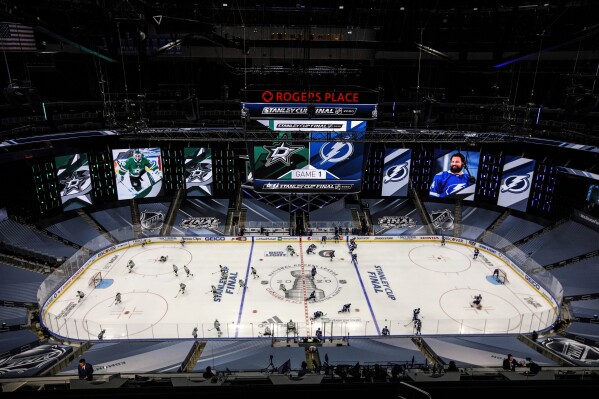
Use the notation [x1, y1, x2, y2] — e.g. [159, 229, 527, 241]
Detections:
[0, 22, 36, 52]
[277, 358, 291, 374]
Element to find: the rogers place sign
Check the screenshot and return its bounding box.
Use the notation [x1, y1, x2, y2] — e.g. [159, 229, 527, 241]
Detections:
[261, 90, 359, 103]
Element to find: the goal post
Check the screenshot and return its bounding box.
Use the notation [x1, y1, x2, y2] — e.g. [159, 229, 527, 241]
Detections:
[496, 269, 508, 284]
[88, 271, 103, 288]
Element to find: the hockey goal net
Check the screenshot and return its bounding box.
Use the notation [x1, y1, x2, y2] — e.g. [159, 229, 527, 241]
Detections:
[495, 269, 508, 284]
[88, 271, 103, 288]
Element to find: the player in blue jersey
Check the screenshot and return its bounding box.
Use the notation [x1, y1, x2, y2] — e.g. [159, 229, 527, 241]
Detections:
[429, 153, 474, 198]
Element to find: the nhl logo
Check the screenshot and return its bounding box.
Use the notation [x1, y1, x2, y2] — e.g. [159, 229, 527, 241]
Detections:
[430, 209, 454, 231]
[140, 210, 164, 231]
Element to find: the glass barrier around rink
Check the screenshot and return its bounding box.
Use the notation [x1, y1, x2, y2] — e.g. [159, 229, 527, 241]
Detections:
[37, 224, 564, 342]
[39, 308, 558, 342]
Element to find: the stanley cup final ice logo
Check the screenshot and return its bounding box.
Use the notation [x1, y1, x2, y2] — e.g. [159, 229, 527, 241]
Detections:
[269, 264, 342, 303]
[285, 270, 326, 301]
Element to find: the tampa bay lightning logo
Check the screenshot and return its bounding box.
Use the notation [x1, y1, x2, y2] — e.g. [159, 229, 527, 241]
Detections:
[501, 174, 531, 193]
[319, 142, 353, 165]
[383, 162, 409, 183]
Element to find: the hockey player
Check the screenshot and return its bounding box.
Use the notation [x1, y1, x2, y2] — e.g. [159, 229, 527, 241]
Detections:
[315, 327, 323, 341]
[412, 308, 421, 321]
[286, 319, 296, 335]
[286, 245, 297, 256]
[159, 255, 168, 262]
[473, 248, 480, 260]
[141, 239, 147, 248]
[76, 291, 85, 302]
[414, 319, 422, 335]
[184, 265, 193, 277]
[382, 326, 390, 335]
[441, 234, 446, 246]
[238, 279, 247, 290]
[192, 327, 198, 338]
[312, 310, 324, 320]
[311, 265, 317, 278]
[329, 250, 335, 261]
[321, 235, 327, 245]
[211, 285, 217, 296]
[179, 283, 186, 295]
[173, 264, 178, 276]
[306, 290, 317, 302]
[339, 303, 351, 313]
[180, 238, 186, 246]
[351, 253, 358, 262]
[251, 266, 259, 279]
[307, 244, 316, 255]
[114, 292, 122, 305]
[214, 319, 222, 337]
[118, 149, 160, 192]
[262, 325, 272, 336]
[98, 329, 106, 340]
[349, 237, 356, 247]
[472, 294, 482, 307]
[127, 260, 135, 273]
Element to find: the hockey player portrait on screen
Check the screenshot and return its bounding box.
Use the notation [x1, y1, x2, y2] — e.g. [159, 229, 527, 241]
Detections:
[113, 148, 163, 199]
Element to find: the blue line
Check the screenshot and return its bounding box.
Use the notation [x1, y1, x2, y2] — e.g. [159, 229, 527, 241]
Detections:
[348, 237, 381, 336]
[235, 236, 255, 338]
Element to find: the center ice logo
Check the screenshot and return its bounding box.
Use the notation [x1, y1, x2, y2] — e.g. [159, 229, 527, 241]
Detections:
[267, 264, 342, 303]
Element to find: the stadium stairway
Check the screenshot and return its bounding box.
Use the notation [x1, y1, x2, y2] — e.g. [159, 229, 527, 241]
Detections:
[179, 341, 206, 372]
[160, 188, 185, 236]
[410, 188, 435, 235]
[517, 333, 576, 366]
[454, 200, 463, 236]
[478, 208, 511, 242]
[76, 209, 118, 245]
[131, 199, 141, 238]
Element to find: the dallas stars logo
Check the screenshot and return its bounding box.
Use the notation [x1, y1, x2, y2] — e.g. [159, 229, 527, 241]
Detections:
[263, 143, 304, 167]
[60, 171, 90, 196]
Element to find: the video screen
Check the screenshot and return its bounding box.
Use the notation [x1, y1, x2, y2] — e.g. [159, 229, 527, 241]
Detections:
[428, 150, 480, 201]
[184, 147, 213, 197]
[587, 184, 599, 205]
[251, 132, 365, 193]
[381, 148, 411, 197]
[55, 153, 93, 211]
[112, 148, 163, 200]
[497, 155, 536, 212]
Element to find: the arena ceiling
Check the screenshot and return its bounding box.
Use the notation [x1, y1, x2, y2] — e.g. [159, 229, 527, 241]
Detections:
[0, 1, 598, 144]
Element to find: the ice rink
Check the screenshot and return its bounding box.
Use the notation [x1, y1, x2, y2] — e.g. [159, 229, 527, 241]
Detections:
[41, 236, 559, 341]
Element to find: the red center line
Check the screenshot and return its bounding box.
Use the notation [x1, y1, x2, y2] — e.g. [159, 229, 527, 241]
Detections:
[298, 237, 310, 337]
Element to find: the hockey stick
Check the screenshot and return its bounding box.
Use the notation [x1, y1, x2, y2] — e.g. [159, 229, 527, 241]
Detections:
[174, 290, 182, 298]
[403, 320, 414, 327]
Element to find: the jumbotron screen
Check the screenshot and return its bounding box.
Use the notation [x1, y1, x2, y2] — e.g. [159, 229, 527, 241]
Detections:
[251, 129, 366, 193]
[113, 148, 163, 200]
[54, 153, 93, 211]
[184, 147, 213, 197]
[428, 149, 480, 201]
